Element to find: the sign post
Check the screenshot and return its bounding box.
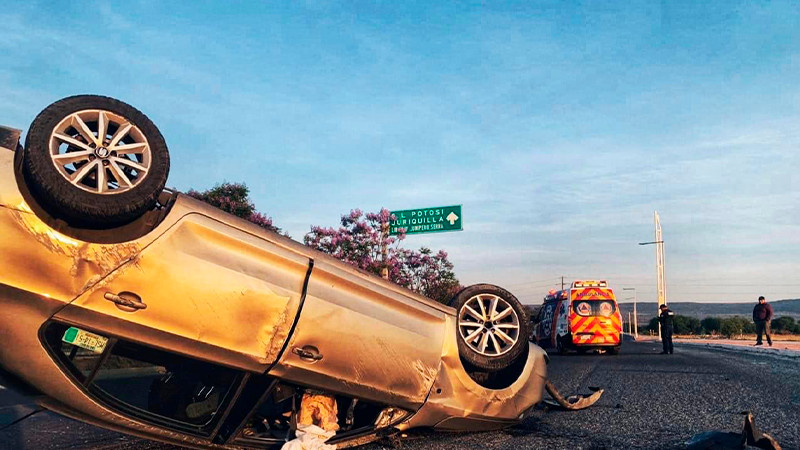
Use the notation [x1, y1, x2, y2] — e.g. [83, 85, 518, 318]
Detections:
[380, 221, 389, 279]
[389, 205, 462, 236]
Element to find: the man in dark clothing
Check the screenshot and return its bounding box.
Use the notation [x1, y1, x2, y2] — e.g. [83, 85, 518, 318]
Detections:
[752, 296, 773, 346]
[658, 304, 674, 354]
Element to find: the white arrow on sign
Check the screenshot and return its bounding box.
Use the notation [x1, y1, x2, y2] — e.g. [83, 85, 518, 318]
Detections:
[446, 212, 459, 225]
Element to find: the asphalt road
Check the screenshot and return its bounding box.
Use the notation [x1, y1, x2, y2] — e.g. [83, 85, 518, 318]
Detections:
[2, 340, 798, 449]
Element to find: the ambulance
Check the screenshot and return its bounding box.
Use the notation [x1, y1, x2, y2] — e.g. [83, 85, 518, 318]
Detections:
[532, 280, 622, 355]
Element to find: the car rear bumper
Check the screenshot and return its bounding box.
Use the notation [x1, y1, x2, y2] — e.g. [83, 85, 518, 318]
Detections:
[571, 341, 620, 347]
[400, 315, 547, 432]
[572, 332, 621, 347]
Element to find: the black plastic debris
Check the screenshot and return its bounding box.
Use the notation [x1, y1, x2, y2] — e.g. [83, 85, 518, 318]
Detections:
[685, 412, 781, 450]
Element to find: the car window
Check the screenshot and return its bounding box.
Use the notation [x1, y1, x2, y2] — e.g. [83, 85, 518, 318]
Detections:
[43, 321, 242, 436]
[572, 300, 617, 317]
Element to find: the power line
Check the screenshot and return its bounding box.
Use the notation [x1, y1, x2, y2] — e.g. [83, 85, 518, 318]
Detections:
[503, 277, 563, 288]
[501, 276, 800, 297]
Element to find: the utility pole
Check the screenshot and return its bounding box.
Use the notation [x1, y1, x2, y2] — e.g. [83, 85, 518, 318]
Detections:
[561, 276, 565, 290]
[655, 211, 667, 311]
[654, 211, 666, 340]
[628, 312, 632, 334]
[639, 211, 666, 341]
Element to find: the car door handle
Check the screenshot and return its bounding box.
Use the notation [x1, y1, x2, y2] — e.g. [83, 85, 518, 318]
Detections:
[103, 292, 147, 311]
[292, 345, 323, 362]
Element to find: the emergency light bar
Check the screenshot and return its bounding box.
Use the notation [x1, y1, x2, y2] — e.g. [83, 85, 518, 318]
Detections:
[572, 280, 608, 288]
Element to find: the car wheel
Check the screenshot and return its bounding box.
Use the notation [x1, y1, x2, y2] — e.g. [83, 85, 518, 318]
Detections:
[23, 95, 169, 228]
[449, 284, 529, 372]
[607, 346, 620, 355]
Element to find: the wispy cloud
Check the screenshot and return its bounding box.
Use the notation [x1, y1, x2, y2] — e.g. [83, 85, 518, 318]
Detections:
[2, 1, 798, 303]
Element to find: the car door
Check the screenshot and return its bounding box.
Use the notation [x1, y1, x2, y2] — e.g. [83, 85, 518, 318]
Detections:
[537, 301, 555, 348]
[55, 202, 312, 373]
[269, 257, 448, 410]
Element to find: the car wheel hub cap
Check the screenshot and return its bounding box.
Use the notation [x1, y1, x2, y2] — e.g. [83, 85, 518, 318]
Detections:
[457, 294, 520, 357]
[48, 109, 152, 195]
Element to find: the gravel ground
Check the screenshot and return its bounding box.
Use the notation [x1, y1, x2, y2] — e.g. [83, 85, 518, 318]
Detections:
[2, 340, 798, 449]
[363, 340, 799, 450]
[674, 338, 800, 355]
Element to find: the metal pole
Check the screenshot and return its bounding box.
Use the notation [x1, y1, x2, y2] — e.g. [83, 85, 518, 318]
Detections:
[633, 289, 638, 339]
[654, 211, 666, 340]
[380, 221, 389, 279]
[639, 212, 667, 342]
[622, 287, 638, 339]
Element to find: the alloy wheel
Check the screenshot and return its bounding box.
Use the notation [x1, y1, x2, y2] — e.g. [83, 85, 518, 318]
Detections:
[457, 294, 521, 357]
[49, 109, 151, 194]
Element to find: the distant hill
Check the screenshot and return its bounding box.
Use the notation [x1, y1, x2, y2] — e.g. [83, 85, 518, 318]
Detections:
[617, 299, 800, 321]
[523, 299, 800, 323]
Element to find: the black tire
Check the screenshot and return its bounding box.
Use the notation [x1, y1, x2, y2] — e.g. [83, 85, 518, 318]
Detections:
[23, 95, 169, 228]
[607, 346, 620, 355]
[448, 284, 530, 372]
[557, 335, 569, 355]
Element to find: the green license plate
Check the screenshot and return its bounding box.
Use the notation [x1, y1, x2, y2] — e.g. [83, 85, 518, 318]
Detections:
[62, 327, 109, 354]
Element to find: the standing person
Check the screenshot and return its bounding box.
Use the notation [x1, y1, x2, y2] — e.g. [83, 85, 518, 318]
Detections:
[752, 296, 773, 346]
[658, 304, 674, 354]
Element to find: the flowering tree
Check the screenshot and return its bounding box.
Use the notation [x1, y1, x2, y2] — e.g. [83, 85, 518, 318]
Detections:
[304, 208, 461, 304]
[304, 208, 399, 273]
[187, 182, 284, 235]
[394, 246, 461, 304]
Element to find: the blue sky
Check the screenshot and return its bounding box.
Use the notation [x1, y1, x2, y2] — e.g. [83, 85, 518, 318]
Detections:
[1, 1, 798, 304]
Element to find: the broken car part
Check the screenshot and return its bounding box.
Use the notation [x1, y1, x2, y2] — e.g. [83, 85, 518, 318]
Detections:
[542, 381, 604, 411]
[686, 411, 781, 450]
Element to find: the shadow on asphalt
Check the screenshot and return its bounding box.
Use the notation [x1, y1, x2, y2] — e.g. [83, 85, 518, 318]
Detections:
[504, 418, 544, 437]
[549, 351, 660, 356]
[604, 368, 724, 375]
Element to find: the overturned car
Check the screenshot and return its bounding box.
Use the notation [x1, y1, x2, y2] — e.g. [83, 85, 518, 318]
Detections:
[0, 96, 556, 448]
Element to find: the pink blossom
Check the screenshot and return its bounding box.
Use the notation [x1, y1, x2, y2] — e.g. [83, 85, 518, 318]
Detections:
[304, 208, 461, 303]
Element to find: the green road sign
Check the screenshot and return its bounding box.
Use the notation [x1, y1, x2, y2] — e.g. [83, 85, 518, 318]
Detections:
[389, 205, 462, 235]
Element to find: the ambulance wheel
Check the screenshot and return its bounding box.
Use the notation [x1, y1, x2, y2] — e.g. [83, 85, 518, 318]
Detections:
[607, 347, 620, 355]
[449, 284, 529, 372]
[23, 95, 170, 228]
[556, 336, 568, 355]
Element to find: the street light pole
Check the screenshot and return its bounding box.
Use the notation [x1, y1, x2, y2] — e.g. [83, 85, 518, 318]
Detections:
[633, 289, 638, 339]
[622, 287, 638, 339]
[639, 210, 667, 341]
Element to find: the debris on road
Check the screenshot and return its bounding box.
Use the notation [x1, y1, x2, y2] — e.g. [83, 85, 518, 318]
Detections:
[297, 392, 339, 432]
[542, 381, 604, 411]
[685, 412, 781, 450]
[281, 392, 339, 450]
[742, 412, 781, 450]
[281, 424, 337, 450]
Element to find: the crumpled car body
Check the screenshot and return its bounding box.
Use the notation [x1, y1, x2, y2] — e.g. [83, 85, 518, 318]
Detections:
[0, 126, 547, 448]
